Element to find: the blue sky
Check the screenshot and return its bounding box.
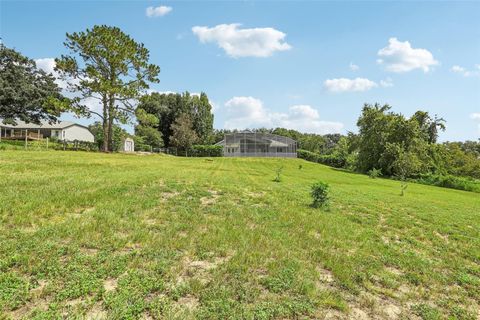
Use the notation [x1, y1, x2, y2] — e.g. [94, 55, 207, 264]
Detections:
[1, 1, 479, 141]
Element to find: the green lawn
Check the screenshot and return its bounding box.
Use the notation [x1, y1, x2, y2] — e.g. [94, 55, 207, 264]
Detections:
[0, 151, 479, 319]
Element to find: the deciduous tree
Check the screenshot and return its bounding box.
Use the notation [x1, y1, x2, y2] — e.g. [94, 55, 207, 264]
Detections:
[0, 44, 68, 124]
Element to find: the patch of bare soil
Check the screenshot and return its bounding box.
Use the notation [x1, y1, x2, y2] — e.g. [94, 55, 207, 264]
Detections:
[316, 266, 335, 290]
[30, 279, 48, 298]
[72, 207, 95, 218]
[80, 247, 99, 256]
[247, 191, 265, 198]
[103, 278, 118, 292]
[176, 295, 199, 311]
[161, 191, 180, 202]
[85, 302, 107, 320]
[9, 299, 50, 319]
[433, 231, 449, 243]
[175, 252, 234, 285]
[8, 281, 50, 319]
[200, 190, 221, 206]
[385, 266, 404, 276]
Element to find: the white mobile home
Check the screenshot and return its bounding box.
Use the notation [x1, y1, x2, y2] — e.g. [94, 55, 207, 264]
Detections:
[0, 120, 94, 142]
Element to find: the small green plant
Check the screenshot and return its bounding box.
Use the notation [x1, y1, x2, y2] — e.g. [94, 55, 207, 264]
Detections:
[298, 164, 303, 170]
[400, 181, 408, 196]
[368, 168, 381, 179]
[274, 165, 284, 182]
[311, 182, 330, 208]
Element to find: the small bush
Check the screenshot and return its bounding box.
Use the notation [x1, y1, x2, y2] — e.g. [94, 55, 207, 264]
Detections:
[368, 168, 382, 179]
[311, 182, 330, 208]
[274, 166, 284, 182]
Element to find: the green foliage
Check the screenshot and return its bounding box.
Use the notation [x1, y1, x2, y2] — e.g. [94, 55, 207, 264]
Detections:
[0, 44, 68, 124]
[136, 92, 214, 147]
[311, 182, 330, 208]
[416, 174, 480, 193]
[55, 25, 160, 151]
[411, 303, 441, 320]
[297, 149, 346, 168]
[170, 113, 198, 154]
[368, 168, 382, 179]
[1, 152, 479, 318]
[0, 272, 29, 310]
[274, 165, 284, 182]
[188, 145, 223, 157]
[88, 121, 128, 152]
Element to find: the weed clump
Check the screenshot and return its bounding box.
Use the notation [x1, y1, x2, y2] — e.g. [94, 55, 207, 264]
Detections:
[273, 165, 284, 182]
[368, 168, 381, 179]
[311, 182, 330, 208]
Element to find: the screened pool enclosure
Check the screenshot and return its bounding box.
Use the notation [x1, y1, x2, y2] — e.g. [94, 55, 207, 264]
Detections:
[217, 132, 297, 158]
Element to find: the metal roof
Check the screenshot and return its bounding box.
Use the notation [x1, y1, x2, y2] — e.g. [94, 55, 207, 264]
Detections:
[0, 119, 88, 130]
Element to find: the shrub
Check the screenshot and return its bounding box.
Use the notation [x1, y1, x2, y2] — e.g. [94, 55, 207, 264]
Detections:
[368, 168, 382, 179]
[311, 182, 330, 208]
[416, 173, 480, 193]
[273, 165, 283, 182]
[188, 145, 223, 157]
[297, 149, 346, 168]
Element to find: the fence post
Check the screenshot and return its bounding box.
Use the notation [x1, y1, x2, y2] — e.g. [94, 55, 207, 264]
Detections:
[46, 137, 49, 150]
[25, 130, 28, 149]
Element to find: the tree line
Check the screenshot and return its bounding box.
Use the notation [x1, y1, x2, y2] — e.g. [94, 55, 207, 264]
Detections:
[1, 25, 479, 187]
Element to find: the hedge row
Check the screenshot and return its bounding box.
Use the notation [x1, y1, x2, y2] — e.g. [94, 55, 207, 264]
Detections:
[297, 149, 345, 168]
[416, 173, 480, 193]
[188, 145, 223, 157]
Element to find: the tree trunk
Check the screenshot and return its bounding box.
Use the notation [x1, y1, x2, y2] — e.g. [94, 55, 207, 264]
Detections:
[102, 95, 109, 152]
[107, 94, 114, 152]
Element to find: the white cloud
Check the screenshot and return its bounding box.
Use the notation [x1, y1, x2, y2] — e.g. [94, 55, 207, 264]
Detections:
[35, 58, 67, 89]
[35, 58, 103, 113]
[380, 77, 394, 88]
[223, 97, 343, 134]
[146, 6, 172, 17]
[192, 23, 291, 58]
[324, 77, 378, 93]
[451, 65, 480, 77]
[377, 38, 439, 73]
[224, 96, 271, 128]
[349, 62, 359, 71]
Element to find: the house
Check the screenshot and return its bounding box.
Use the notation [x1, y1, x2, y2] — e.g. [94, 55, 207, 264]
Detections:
[120, 137, 135, 152]
[0, 120, 95, 143]
[216, 132, 297, 158]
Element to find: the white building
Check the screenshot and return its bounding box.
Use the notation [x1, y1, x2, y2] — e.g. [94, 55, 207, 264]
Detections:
[0, 120, 94, 143]
[120, 137, 135, 152]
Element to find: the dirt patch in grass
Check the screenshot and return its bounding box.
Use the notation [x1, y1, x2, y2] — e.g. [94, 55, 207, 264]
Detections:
[316, 266, 335, 290]
[8, 281, 51, 319]
[160, 191, 180, 202]
[85, 302, 107, 319]
[200, 190, 221, 206]
[433, 231, 449, 243]
[247, 191, 265, 198]
[175, 252, 234, 285]
[8, 299, 50, 319]
[176, 295, 199, 311]
[80, 247, 99, 256]
[385, 266, 404, 276]
[103, 278, 118, 292]
[31, 279, 48, 298]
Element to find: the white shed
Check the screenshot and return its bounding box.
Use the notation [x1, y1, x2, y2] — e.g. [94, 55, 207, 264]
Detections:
[121, 137, 135, 152]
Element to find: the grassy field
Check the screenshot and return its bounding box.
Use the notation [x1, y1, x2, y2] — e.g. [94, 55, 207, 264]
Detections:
[0, 151, 479, 319]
